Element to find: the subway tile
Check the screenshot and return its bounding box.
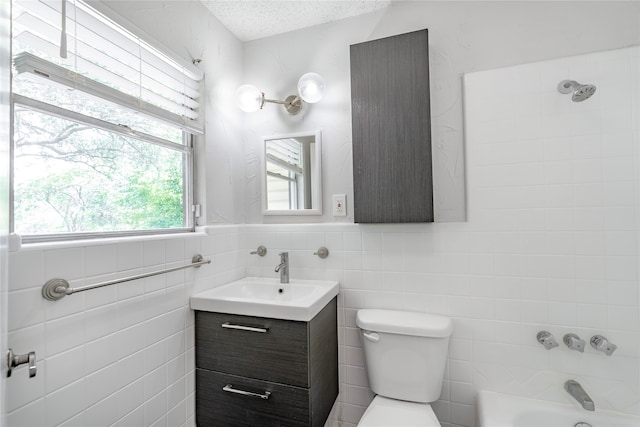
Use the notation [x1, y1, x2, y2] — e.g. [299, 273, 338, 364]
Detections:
[145, 366, 168, 400]
[9, 250, 44, 291]
[6, 399, 45, 427]
[45, 247, 84, 281]
[572, 159, 602, 183]
[144, 392, 167, 426]
[45, 379, 86, 427]
[603, 180, 635, 207]
[548, 302, 578, 326]
[116, 241, 144, 271]
[117, 378, 145, 418]
[44, 279, 85, 321]
[604, 207, 635, 230]
[343, 232, 362, 251]
[606, 256, 638, 281]
[85, 393, 119, 426]
[8, 323, 46, 363]
[361, 232, 382, 251]
[608, 305, 640, 331]
[8, 288, 45, 331]
[576, 304, 608, 328]
[45, 312, 85, 357]
[112, 405, 144, 427]
[45, 346, 86, 393]
[84, 245, 117, 277]
[143, 240, 166, 267]
[345, 384, 374, 407]
[165, 238, 186, 263]
[167, 399, 187, 427]
[49, 410, 85, 426]
[602, 133, 633, 158]
[6, 360, 45, 412]
[607, 281, 639, 306]
[85, 276, 118, 308]
[85, 332, 123, 374]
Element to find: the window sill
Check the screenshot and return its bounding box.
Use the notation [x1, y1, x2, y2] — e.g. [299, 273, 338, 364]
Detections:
[10, 231, 207, 253]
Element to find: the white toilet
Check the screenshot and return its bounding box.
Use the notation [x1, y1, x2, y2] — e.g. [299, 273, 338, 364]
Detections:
[356, 309, 453, 427]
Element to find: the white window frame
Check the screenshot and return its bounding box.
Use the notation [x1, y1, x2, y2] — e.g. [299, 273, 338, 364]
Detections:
[10, 0, 199, 243]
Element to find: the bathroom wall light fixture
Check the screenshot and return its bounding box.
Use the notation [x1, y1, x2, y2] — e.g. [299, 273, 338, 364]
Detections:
[235, 72, 325, 115]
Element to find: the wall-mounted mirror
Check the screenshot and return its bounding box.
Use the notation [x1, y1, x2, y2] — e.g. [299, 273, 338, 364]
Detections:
[262, 130, 322, 215]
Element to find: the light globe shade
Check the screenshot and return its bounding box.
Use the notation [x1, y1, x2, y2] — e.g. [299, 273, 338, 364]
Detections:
[235, 84, 263, 112]
[297, 72, 325, 104]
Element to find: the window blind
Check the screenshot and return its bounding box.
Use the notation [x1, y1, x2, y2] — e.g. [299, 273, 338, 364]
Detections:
[266, 138, 304, 174]
[12, 0, 203, 133]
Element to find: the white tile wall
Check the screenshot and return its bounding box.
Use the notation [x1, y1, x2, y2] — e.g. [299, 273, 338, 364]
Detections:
[7, 46, 639, 427]
[7, 229, 245, 427]
[241, 47, 638, 427]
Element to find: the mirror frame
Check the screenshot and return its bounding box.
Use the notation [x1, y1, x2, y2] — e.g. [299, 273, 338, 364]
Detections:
[261, 130, 322, 216]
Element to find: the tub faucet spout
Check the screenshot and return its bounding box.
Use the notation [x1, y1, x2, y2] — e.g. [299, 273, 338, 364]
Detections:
[565, 380, 595, 411]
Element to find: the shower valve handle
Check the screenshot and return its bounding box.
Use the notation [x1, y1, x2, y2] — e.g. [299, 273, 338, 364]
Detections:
[537, 331, 559, 350]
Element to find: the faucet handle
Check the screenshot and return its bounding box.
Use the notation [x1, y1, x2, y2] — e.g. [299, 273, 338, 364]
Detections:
[313, 247, 329, 259]
[590, 335, 617, 356]
[537, 331, 559, 350]
[250, 245, 267, 257]
[563, 333, 586, 353]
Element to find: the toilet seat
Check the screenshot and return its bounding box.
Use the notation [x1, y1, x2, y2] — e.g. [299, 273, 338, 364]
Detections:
[357, 396, 441, 427]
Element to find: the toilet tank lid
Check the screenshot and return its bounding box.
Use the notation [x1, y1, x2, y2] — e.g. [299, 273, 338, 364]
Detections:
[356, 309, 453, 338]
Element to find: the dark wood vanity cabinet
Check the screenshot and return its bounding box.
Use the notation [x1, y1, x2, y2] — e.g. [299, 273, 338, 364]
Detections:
[350, 29, 434, 223]
[195, 298, 338, 426]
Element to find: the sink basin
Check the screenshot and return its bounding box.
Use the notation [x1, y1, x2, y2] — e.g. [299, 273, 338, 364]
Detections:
[190, 277, 339, 321]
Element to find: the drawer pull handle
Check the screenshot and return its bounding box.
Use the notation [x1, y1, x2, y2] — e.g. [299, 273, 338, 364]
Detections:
[221, 322, 268, 333]
[223, 384, 271, 400]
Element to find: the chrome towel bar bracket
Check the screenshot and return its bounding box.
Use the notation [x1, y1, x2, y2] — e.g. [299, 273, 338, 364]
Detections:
[42, 254, 211, 301]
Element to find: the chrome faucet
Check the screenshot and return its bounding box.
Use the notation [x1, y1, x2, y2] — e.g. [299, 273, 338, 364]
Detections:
[537, 331, 559, 350]
[565, 380, 595, 411]
[590, 335, 617, 356]
[563, 333, 586, 353]
[274, 252, 289, 284]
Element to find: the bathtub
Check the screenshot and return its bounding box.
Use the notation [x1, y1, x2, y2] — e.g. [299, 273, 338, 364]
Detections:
[477, 390, 639, 427]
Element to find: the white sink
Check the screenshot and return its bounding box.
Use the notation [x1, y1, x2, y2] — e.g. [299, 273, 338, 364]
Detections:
[190, 277, 339, 321]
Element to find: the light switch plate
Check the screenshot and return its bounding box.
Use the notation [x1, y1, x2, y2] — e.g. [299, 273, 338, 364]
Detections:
[332, 194, 346, 217]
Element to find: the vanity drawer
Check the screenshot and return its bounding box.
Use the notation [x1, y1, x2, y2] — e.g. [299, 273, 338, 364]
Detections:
[195, 311, 309, 387]
[196, 368, 310, 427]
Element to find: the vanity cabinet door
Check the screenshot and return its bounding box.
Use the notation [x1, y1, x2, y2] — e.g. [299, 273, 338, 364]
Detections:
[195, 311, 309, 387]
[350, 29, 433, 223]
[196, 368, 310, 427]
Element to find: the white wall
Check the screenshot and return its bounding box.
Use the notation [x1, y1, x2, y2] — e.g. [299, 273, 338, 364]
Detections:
[93, 0, 247, 225]
[6, 229, 246, 426]
[241, 1, 640, 223]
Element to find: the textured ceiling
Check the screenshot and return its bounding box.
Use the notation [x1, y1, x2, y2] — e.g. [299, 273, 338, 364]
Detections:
[201, 0, 392, 42]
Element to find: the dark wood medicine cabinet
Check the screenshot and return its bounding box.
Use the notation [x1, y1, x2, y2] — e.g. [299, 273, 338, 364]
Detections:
[350, 29, 434, 223]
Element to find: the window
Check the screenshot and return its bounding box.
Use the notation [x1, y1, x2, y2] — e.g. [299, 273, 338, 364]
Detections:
[11, 0, 203, 242]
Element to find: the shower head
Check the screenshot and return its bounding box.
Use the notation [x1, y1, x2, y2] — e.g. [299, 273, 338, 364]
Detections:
[557, 80, 597, 102]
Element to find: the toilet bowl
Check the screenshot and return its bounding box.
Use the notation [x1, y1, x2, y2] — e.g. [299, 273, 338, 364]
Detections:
[358, 396, 440, 427]
[356, 309, 453, 427]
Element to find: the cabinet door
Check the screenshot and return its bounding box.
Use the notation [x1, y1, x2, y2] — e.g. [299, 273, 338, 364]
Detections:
[196, 369, 310, 427]
[195, 311, 309, 387]
[350, 29, 434, 223]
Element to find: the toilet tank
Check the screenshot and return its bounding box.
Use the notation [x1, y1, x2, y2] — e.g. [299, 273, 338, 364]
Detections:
[356, 309, 453, 403]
